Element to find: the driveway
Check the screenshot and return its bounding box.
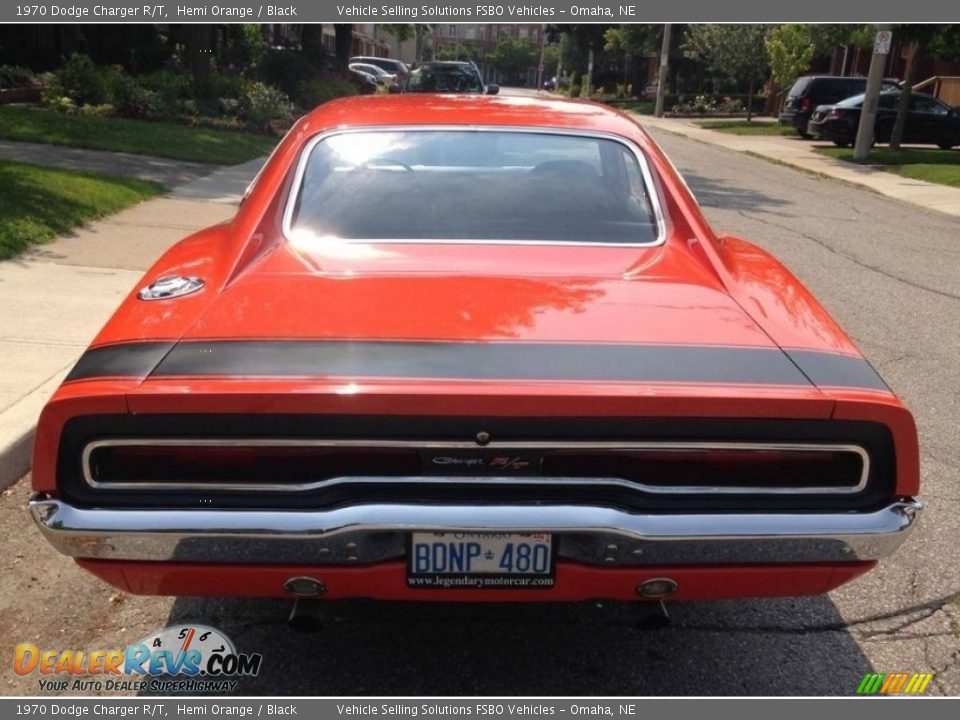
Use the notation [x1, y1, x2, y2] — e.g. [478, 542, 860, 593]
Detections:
[2, 129, 958, 697]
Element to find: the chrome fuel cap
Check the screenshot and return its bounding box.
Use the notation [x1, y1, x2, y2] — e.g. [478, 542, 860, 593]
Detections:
[138, 275, 205, 301]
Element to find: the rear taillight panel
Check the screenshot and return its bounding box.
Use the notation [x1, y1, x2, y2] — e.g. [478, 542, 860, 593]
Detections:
[85, 440, 866, 495]
[55, 415, 898, 512]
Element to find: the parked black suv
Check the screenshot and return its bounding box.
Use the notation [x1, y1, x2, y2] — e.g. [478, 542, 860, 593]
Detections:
[780, 76, 900, 137]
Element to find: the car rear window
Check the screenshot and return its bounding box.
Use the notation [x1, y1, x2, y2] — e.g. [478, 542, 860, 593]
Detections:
[405, 65, 484, 93]
[788, 77, 812, 96]
[286, 130, 662, 245]
[837, 90, 901, 109]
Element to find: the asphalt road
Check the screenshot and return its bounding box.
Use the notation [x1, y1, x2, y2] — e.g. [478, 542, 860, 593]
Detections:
[2, 124, 958, 697]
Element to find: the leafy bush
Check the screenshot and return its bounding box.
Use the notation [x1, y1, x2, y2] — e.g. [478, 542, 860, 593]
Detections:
[77, 103, 115, 117]
[239, 81, 293, 130]
[719, 96, 744, 113]
[257, 49, 319, 97]
[580, 74, 591, 97]
[57, 53, 112, 106]
[569, 83, 582, 98]
[138, 69, 192, 119]
[194, 71, 244, 116]
[50, 96, 77, 114]
[107, 73, 151, 118]
[0, 65, 39, 89]
[669, 93, 760, 115]
[223, 25, 268, 70]
[295, 76, 358, 110]
[38, 53, 297, 136]
[672, 94, 718, 114]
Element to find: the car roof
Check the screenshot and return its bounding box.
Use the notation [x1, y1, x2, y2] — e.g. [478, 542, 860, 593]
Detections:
[298, 95, 646, 141]
[413, 61, 476, 68]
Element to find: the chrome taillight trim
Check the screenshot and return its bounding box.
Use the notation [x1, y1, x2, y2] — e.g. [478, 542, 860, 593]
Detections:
[80, 439, 870, 495]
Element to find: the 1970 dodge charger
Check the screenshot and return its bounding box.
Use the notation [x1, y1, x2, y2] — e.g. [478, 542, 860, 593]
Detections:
[29, 95, 921, 603]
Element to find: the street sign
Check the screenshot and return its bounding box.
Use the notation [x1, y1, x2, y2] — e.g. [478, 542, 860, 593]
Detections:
[874, 30, 893, 55]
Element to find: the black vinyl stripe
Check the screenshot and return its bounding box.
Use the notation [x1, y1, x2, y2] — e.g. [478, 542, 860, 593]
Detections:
[786, 349, 891, 392]
[62, 340, 892, 391]
[65, 342, 176, 383]
[157, 340, 810, 385]
[150, 340, 809, 385]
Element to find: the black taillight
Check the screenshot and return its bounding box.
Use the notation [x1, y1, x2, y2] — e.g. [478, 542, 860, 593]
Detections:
[86, 444, 419, 485]
[541, 447, 865, 491]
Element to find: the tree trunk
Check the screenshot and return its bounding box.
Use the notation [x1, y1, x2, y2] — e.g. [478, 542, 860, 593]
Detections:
[333, 24, 352, 68]
[302, 24, 325, 64]
[747, 79, 754, 121]
[183, 25, 213, 79]
[890, 43, 920, 151]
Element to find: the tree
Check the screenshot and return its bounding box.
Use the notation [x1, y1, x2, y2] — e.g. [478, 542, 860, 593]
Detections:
[765, 25, 815, 87]
[889, 25, 949, 150]
[489, 36, 534, 85]
[181, 25, 215, 79]
[333, 24, 352, 68]
[604, 24, 660, 91]
[300, 25, 326, 64]
[548, 24, 611, 95]
[437, 43, 479, 63]
[687, 24, 770, 120]
[382, 24, 434, 62]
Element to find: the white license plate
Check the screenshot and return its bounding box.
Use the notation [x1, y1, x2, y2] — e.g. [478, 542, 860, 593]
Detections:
[408, 532, 554, 589]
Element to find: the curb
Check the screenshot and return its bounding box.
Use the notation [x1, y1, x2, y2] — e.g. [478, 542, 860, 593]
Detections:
[0, 425, 34, 491]
[0, 370, 69, 491]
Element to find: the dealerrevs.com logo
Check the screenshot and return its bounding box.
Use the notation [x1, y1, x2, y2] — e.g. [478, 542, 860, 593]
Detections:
[13, 625, 262, 693]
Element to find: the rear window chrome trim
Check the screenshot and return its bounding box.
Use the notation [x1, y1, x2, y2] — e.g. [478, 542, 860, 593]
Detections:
[81, 439, 869, 496]
[281, 125, 668, 249]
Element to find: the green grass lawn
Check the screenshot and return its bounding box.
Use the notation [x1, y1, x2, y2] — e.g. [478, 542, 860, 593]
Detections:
[614, 100, 655, 115]
[0, 160, 163, 260]
[0, 106, 277, 165]
[817, 147, 960, 189]
[695, 120, 797, 136]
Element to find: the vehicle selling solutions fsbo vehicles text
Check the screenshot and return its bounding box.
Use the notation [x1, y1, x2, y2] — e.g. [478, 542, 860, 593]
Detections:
[335, 5, 558, 18]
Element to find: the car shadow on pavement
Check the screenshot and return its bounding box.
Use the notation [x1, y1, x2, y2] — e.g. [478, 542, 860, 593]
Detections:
[150, 594, 873, 695]
[682, 171, 794, 214]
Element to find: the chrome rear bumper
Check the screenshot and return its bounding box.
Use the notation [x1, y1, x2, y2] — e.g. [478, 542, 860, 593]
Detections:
[29, 496, 921, 567]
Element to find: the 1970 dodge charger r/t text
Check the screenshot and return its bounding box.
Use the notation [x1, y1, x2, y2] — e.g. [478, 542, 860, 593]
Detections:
[29, 96, 921, 603]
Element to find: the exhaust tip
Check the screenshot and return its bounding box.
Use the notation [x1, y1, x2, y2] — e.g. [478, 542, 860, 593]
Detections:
[636, 577, 678, 599]
[283, 576, 326, 597]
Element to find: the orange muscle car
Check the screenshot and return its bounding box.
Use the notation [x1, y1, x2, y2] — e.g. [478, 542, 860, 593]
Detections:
[29, 96, 921, 603]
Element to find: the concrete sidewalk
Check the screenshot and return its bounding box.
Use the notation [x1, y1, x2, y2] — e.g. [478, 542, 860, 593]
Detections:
[636, 115, 960, 218]
[0, 140, 215, 186]
[0, 154, 264, 488]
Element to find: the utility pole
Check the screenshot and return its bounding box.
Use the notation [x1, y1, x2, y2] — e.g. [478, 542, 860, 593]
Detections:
[853, 25, 892, 163]
[536, 24, 547, 90]
[585, 47, 594, 97]
[555, 50, 562, 95]
[654, 24, 672, 118]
